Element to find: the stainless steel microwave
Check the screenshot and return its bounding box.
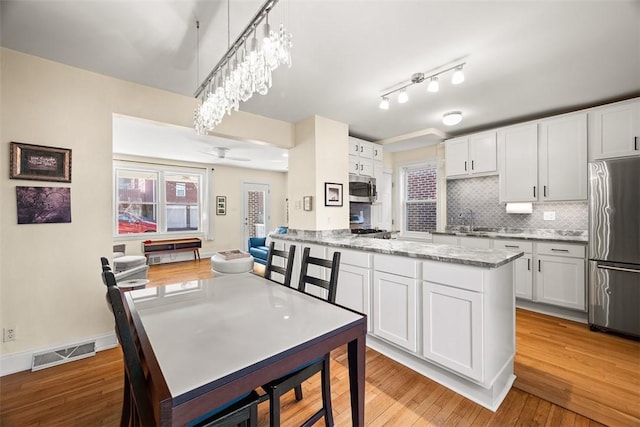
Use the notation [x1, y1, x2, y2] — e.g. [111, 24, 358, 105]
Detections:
[349, 174, 377, 203]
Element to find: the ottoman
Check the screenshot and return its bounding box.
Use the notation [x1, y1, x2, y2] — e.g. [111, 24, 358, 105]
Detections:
[113, 255, 147, 272]
[211, 253, 255, 274]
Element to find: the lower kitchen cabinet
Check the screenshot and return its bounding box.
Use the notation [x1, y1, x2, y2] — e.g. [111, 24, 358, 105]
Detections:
[493, 240, 534, 300]
[536, 254, 586, 311]
[372, 270, 418, 352]
[422, 281, 483, 381]
[335, 263, 372, 332]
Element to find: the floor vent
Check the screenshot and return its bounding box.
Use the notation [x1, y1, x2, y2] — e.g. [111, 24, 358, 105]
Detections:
[31, 341, 96, 371]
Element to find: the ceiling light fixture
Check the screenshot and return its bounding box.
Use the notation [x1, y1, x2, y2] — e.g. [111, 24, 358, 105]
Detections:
[442, 111, 463, 126]
[397, 89, 409, 104]
[377, 62, 466, 110]
[193, 0, 292, 135]
[379, 96, 390, 110]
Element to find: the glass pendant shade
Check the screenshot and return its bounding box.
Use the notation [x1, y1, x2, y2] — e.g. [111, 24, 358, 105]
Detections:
[397, 89, 409, 104]
[379, 97, 390, 110]
[451, 67, 465, 85]
[427, 77, 439, 92]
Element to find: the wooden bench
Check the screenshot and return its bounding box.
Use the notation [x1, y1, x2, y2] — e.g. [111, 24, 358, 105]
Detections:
[143, 238, 202, 263]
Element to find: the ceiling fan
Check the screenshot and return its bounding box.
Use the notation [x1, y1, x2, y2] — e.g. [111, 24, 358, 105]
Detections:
[201, 147, 250, 162]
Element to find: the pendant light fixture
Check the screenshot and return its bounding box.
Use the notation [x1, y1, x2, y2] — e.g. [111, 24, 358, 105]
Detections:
[377, 61, 465, 109]
[193, 0, 293, 134]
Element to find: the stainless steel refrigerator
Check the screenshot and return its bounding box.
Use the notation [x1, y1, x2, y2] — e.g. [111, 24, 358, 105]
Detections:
[588, 157, 640, 338]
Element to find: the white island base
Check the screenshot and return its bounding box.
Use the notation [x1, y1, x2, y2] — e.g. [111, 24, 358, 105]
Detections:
[367, 336, 515, 411]
[270, 236, 520, 411]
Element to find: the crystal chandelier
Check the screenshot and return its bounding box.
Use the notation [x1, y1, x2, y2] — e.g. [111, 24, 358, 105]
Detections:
[194, 0, 292, 135]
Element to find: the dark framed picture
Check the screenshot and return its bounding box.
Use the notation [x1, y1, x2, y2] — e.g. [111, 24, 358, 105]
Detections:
[10, 142, 72, 182]
[324, 182, 343, 207]
[16, 186, 72, 224]
[216, 196, 226, 215]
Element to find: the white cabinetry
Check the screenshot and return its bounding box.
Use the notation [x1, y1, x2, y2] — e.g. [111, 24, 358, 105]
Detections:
[494, 240, 533, 300]
[329, 248, 372, 332]
[445, 131, 497, 178]
[589, 99, 640, 160]
[349, 136, 382, 177]
[535, 242, 586, 311]
[498, 123, 539, 202]
[421, 260, 514, 385]
[372, 254, 418, 352]
[538, 113, 587, 201]
[423, 281, 482, 380]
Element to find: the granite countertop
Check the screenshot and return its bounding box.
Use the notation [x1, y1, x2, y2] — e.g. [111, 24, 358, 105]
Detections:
[432, 227, 588, 244]
[271, 231, 523, 269]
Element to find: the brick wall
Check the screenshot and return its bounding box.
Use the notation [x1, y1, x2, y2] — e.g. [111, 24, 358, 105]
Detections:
[406, 167, 437, 231]
[248, 191, 264, 238]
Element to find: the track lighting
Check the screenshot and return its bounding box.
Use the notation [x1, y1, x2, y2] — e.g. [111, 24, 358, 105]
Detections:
[427, 77, 439, 93]
[397, 89, 409, 104]
[443, 111, 463, 126]
[451, 66, 465, 85]
[377, 62, 465, 110]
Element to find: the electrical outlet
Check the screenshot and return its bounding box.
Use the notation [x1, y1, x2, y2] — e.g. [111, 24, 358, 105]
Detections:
[543, 211, 556, 221]
[3, 327, 16, 342]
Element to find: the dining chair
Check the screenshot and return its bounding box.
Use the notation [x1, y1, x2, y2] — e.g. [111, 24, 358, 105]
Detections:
[261, 247, 341, 427]
[101, 269, 261, 427]
[264, 241, 296, 287]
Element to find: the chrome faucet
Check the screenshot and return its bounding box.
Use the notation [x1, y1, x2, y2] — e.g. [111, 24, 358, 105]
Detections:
[462, 208, 474, 232]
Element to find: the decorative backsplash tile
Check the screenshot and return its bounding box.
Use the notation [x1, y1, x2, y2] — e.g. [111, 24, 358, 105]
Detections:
[446, 175, 588, 230]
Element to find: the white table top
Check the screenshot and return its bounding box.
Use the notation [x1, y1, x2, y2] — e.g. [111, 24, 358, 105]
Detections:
[127, 273, 364, 398]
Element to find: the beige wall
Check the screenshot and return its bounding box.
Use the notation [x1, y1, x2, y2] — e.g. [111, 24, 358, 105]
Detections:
[289, 116, 349, 231]
[0, 48, 290, 360]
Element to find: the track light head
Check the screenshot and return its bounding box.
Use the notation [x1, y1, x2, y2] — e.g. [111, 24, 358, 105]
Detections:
[451, 66, 465, 85]
[397, 89, 409, 104]
[379, 97, 390, 110]
[427, 77, 439, 93]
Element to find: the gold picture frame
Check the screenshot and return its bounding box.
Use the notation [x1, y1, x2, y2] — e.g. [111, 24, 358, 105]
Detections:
[10, 142, 72, 183]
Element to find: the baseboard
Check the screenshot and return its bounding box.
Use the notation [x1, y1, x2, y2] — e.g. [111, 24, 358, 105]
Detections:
[0, 332, 118, 377]
[516, 300, 588, 323]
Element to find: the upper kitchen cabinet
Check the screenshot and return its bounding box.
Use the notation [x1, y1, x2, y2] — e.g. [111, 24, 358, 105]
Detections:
[588, 99, 640, 161]
[498, 123, 538, 202]
[445, 131, 497, 178]
[349, 136, 383, 177]
[538, 113, 587, 201]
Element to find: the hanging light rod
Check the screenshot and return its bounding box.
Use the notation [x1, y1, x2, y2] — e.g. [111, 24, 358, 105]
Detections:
[194, 0, 280, 98]
[378, 61, 466, 108]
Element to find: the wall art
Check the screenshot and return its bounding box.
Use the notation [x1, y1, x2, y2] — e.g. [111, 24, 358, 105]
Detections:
[324, 182, 343, 207]
[10, 142, 72, 182]
[216, 195, 227, 215]
[16, 186, 71, 224]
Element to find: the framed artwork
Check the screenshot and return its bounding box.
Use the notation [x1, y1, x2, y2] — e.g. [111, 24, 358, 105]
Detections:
[216, 196, 226, 215]
[324, 182, 343, 207]
[16, 186, 71, 224]
[10, 142, 72, 183]
[303, 196, 313, 211]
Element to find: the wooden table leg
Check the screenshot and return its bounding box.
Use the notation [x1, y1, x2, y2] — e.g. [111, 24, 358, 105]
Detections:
[347, 335, 365, 427]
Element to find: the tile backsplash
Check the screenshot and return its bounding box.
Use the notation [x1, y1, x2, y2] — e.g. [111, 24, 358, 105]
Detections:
[446, 175, 588, 230]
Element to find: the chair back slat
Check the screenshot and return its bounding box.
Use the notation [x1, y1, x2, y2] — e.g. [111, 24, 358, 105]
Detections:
[298, 247, 341, 303]
[265, 242, 296, 287]
[103, 270, 156, 426]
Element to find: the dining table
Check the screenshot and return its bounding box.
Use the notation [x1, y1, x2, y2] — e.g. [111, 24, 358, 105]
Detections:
[124, 273, 367, 426]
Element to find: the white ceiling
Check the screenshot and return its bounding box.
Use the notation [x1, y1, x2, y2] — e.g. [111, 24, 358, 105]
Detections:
[2, 1, 639, 168]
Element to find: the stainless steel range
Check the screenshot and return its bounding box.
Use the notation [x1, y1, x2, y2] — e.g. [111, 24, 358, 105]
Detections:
[351, 228, 392, 239]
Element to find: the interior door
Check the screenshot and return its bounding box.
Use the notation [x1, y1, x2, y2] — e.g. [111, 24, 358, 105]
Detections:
[242, 183, 270, 247]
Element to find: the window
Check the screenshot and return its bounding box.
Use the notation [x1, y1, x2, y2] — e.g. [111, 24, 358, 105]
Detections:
[115, 163, 207, 236]
[400, 162, 438, 236]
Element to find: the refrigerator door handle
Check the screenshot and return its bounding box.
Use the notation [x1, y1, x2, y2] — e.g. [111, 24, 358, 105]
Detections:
[597, 264, 640, 274]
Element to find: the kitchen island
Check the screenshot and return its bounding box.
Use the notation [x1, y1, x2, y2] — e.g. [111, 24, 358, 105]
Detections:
[270, 230, 523, 411]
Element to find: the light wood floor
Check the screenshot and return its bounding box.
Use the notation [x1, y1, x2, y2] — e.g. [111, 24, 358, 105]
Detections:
[1, 259, 637, 426]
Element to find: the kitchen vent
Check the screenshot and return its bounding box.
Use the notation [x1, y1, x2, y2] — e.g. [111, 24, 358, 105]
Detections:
[31, 341, 96, 371]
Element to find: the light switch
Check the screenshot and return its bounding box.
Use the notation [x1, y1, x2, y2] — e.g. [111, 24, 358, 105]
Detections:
[543, 211, 556, 221]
